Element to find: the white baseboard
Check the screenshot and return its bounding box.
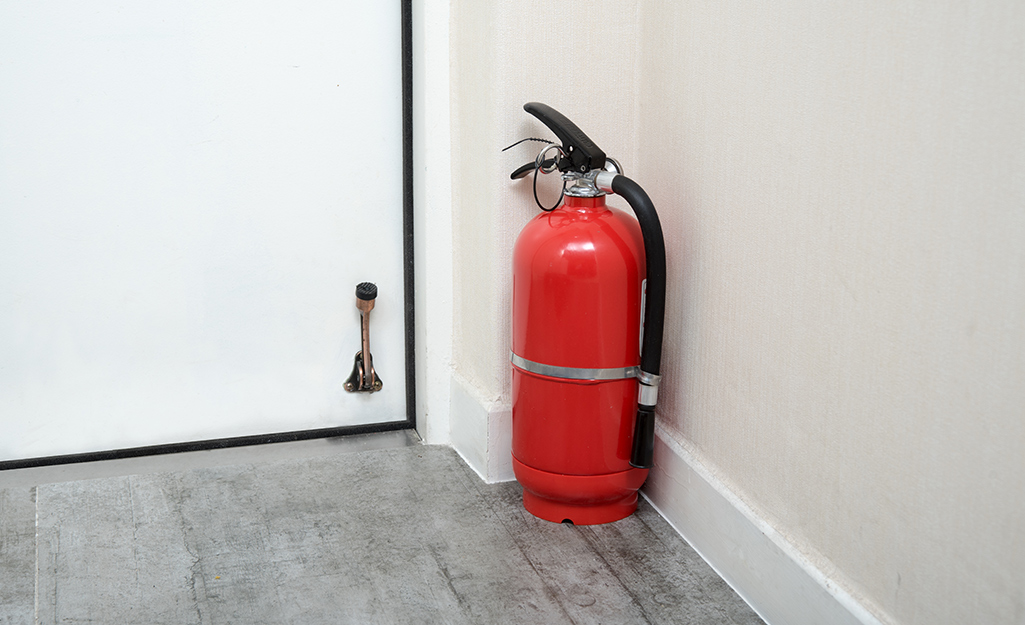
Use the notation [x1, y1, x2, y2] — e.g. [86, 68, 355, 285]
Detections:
[447, 385, 887, 624]
[449, 374, 514, 483]
[643, 425, 888, 625]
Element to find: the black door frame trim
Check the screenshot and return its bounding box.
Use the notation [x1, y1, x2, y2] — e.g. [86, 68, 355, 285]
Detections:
[0, 0, 416, 472]
[401, 0, 416, 430]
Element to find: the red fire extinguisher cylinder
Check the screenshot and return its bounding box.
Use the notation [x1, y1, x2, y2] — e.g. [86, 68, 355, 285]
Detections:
[509, 103, 666, 525]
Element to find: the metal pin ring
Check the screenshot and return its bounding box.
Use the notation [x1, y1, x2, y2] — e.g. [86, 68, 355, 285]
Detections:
[536, 144, 565, 174]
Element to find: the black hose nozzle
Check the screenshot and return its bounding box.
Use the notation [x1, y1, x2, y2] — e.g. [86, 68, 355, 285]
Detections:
[630, 407, 656, 469]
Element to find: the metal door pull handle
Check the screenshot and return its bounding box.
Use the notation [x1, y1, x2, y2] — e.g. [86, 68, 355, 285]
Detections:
[344, 282, 383, 393]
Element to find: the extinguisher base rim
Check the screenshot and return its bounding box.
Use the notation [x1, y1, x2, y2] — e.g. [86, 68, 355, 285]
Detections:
[513, 456, 648, 525]
[522, 490, 639, 526]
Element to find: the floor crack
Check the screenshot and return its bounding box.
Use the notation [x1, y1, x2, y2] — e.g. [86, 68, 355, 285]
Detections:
[128, 477, 141, 590]
[579, 525, 657, 623]
[171, 478, 204, 625]
[476, 489, 580, 625]
[33, 486, 40, 625]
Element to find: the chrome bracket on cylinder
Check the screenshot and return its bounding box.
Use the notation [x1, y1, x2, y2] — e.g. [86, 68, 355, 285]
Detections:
[637, 370, 661, 407]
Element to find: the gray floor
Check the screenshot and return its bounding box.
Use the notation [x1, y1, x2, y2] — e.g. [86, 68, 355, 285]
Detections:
[0, 432, 762, 624]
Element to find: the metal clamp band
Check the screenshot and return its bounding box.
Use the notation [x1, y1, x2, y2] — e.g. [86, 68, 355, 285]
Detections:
[637, 370, 661, 386]
[510, 351, 638, 381]
[636, 369, 661, 406]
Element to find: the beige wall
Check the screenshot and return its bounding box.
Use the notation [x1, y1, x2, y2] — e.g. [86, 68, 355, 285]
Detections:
[448, 1, 1025, 623]
[450, 1, 644, 403]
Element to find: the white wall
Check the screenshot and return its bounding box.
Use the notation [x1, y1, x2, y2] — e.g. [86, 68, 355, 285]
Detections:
[412, 0, 454, 444]
[435, 0, 1025, 622]
[449, 2, 643, 402]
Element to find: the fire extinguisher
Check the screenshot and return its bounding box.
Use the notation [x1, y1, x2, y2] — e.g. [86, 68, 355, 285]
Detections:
[509, 102, 666, 525]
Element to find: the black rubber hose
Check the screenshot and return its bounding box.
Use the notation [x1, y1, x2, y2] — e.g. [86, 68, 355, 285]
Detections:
[612, 176, 665, 378]
[611, 175, 666, 469]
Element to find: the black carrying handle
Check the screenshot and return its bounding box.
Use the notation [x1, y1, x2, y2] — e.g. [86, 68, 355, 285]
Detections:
[523, 103, 606, 173]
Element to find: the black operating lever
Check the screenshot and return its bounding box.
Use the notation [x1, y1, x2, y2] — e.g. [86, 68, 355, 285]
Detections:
[523, 102, 606, 173]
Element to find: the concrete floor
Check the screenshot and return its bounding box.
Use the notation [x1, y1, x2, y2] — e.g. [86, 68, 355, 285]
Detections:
[0, 431, 762, 624]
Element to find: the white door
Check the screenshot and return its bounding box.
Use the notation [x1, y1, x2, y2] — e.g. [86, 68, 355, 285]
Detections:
[0, 2, 407, 462]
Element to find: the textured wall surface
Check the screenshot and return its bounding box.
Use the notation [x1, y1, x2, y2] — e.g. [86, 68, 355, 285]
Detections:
[449, 1, 642, 403]
[637, 3, 1025, 624]
[447, 1, 1025, 623]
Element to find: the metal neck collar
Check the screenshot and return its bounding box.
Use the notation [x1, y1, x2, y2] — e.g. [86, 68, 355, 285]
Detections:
[562, 170, 605, 198]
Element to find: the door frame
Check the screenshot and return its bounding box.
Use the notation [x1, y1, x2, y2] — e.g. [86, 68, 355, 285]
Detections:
[0, 0, 416, 471]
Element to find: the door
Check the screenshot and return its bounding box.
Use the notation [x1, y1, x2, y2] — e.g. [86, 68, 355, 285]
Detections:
[0, 2, 409, 462]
